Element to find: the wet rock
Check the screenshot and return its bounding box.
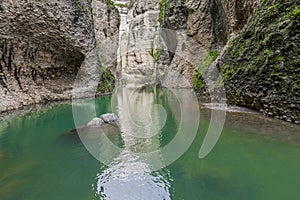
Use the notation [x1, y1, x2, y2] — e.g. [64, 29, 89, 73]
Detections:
[87, 118, 105, 128]
[267, 112, 273, 117]
[84, 113, 119, 128]
[100, 113, 118, 124]
[68, 113, 119, 135]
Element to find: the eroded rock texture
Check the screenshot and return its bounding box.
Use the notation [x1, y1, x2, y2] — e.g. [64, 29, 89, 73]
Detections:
[218, 0, 300, 123]
[118, 0, 257, 87]
[186, 0, 257, 50]
[117, 0, 160, 85]
[0, 0, 119, 112]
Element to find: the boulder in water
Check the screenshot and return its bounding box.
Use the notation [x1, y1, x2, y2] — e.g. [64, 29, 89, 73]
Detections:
[100, 113, 118, 124]
[68, 113, 119, 135]
[87, 117, 105, 128]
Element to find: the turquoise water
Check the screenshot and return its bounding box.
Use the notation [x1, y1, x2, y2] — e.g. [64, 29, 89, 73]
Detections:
[0, 93, 300, 200]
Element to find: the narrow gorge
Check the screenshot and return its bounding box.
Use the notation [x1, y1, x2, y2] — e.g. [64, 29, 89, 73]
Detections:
[1, 0, 298, 123]
[0, 1, 300, 199]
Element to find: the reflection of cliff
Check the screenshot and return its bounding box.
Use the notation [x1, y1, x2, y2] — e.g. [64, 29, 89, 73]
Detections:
[93, 86, 201, 199]
[96, 157, 172, 200]
[117, 86, 165, 143]
[96, 86, 172, 199]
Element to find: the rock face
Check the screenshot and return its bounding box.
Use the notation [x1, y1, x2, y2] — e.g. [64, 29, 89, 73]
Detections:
[186, 0, 258, 50]
[218, 0, 300, 123]
[163, 0, 257, 86]
[92, 0, 120, 72]
[0, 0, 119, 112]
[119, 0, 299, 123]
[1, 0, 297, 124]
[118, 0, 257, 87]
[117, 0, 160, 85]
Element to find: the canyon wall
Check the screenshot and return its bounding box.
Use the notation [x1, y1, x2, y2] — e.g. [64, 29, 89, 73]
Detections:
[119, 0, 300, 123]
[0, 0, 119, 112]
[186, 0, 258, 50]
[218, 0, 300, 123]
[118, 0, 257, 87]
[116, 0, 160, 85]
[1, 0, 298, 123]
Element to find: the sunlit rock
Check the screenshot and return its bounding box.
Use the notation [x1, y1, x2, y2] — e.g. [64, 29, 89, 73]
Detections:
[87, 117, 105, 128]
[100, 113, 119, 124]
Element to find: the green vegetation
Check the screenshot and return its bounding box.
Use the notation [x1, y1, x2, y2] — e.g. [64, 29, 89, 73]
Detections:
[198, 51, 219, 74]
[114, 3, 127, 8]
[193, 71, 206, 89]
[158, 0, 172, 26]
[193, 51, 219, 89]
[263, 49, 272, 55]
[219, 0, 299, 118]
[221, 0, 300, 83]
[149, 49, 161, 63]
[97, 67, 116, 93]
[107, 0, 115, 7]
[208, 50, 219, 60]
[107, 0, 127, 8]
[291, 6, 300, 17]
[71, 0, 88, 12]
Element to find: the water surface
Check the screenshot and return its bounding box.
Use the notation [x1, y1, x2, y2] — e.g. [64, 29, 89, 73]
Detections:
[0, 90, 300, 200]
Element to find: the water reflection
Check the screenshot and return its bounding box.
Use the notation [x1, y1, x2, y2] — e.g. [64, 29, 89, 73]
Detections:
[96, 153, 172, 200]
[95, 86, 173, 199]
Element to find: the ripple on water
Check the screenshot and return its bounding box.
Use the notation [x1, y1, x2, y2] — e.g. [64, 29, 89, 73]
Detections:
[95, 150, 173, 200]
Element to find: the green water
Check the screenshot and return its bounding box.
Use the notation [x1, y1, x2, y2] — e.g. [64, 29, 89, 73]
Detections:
[0, 94, 300, 200]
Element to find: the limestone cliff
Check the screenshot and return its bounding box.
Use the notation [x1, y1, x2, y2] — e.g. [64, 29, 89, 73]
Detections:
[0, 0, 119, 112]
[118, 0, 256, 87]
[117, 0, 160, 85]
[1, 0, 298, 124]
[118, 0, 300, 123]
[186, 0, 257, 50]
[218, 0, 300, 123]
[163, 0, 257, 85]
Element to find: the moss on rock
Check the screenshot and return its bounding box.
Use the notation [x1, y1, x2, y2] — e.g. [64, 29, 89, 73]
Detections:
[219, 0, 300, 122]
[193, 50, 219, 90]
[97, 67, 116, 93]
